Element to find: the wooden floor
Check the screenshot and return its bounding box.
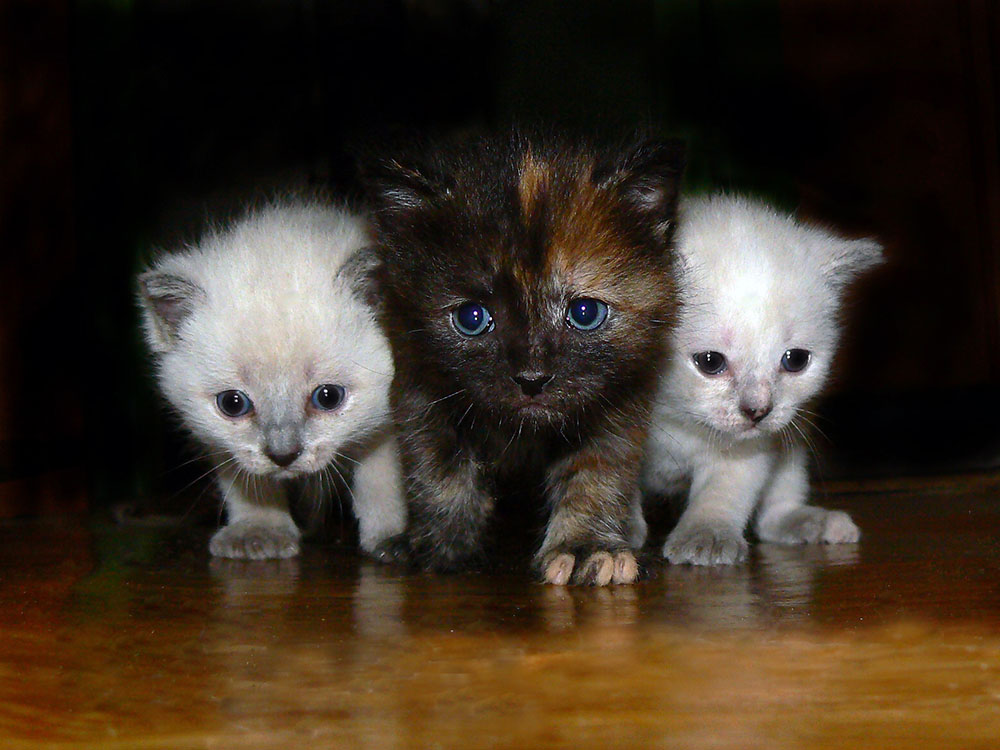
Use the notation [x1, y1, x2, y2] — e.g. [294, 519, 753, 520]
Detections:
[3, 472, 1000, 749]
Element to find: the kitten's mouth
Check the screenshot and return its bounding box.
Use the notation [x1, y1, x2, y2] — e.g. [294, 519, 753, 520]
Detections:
[266, 466, 306, 480]
[511, 398, 561, 417]
[729, 421, 778, 439]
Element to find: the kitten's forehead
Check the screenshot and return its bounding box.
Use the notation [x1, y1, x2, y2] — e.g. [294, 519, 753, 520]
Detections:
[676, 196, 841, 347]
[677, 194, 850, 295]
[678, 250, 837, 363]
[188, 282, 387, 390]
[514, 150, 660, 307]
[685, 266, 823, 340]
[516, 150, 552, 218]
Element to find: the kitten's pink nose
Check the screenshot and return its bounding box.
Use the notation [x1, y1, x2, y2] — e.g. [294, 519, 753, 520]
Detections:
[512, 372, 553, 397]
[740, 403, 772, 425]
[265, 446, 302, 468]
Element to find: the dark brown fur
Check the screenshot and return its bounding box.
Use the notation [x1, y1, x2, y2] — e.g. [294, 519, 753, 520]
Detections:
[365, 129, 683, 584]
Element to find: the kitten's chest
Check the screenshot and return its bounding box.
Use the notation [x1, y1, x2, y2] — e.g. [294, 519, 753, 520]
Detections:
[464, 418, 570, 483]
[484, 427, 562, 474]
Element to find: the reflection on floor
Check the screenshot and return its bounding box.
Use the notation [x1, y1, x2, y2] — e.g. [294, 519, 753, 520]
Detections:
[2, 472, 999, 749]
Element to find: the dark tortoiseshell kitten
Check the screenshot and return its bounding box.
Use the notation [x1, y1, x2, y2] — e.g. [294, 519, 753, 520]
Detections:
[366, 130, 683, 585]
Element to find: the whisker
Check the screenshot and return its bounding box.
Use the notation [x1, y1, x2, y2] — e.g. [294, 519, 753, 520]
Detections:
[171, 455, 238, 500]
[327, 464, 345, 521]
[788, 419, 820, 467]
[400, 388, 468, 424]
[343, 357, 391, 378]
[331, 450, 361, 467]
[165, 448, 233, 474]
[329, 461, 356, 515]
[456, 401, 475, 429]
[793, 411, 831, 444]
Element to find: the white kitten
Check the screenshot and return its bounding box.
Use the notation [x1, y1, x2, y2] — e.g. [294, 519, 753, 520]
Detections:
[639, 194, 882, 565]
[138, 201, 406, 560]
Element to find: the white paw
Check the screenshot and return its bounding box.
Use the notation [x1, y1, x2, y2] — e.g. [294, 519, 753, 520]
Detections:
[209, 520, 300, 560]
[766, 507, 860, 545]
[664, 525, 748, 566]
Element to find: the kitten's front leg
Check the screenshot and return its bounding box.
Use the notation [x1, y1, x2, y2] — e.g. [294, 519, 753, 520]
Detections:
[352, 432, 409, 563]
[665, 450, 772, 565]
[626, 488, 648, 550]
[209, 468, 300, 560]
[399, 428, 494, 572]
[754, 447, 860, 545]
[538, 437, 643, 586]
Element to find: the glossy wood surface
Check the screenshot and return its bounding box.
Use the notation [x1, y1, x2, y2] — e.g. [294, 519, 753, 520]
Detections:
[3, 472, 1000, 749]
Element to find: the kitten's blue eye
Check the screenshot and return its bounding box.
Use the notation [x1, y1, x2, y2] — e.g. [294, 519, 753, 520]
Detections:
[693, 351, 727, 375]
[311, 384, 346, 411]
[216, 390, 253, 418]
[781, 349, 811, 373]
[452, 302, 494, 336]
[566, 298, 608, 331]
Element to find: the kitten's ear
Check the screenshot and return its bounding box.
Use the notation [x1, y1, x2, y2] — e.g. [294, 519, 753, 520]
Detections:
[338, 245, 383, 310]
[820, 237, 884, 289]
[593, 138, 686, 242]
[137, 268, 206, 352]
[362, 154, 450, 215]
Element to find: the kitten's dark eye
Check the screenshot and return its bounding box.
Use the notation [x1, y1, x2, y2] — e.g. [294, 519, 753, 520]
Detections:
[566, 298, 609, 331]
[452, 302, 494, 336]
[781, 349, 811, 373]
[311, 384, 346, 411]
[693, 351, 727, 375]
[216, 390, 253, 418]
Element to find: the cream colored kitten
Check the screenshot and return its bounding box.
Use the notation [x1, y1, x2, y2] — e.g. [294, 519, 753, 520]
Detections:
[639, 194, 882, 565]
[138, 201, 405, 560]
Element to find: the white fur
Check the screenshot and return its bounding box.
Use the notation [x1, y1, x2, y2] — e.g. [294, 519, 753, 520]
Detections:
[640, 194, 882, 565]
[138, 202, 406, 559]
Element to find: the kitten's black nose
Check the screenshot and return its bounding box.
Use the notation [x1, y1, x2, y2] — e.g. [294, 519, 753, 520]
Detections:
[265, 446, 302, 468]
[512, 372, 553, 397]
[740, 403, 772, 424]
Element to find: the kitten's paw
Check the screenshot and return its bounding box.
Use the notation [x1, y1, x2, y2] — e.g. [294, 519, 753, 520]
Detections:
[765, 507, 861, 545]
[664, 525, 748, 566]
[540, 549, 639, 586]
[209, 521, 300, 560]
[367, 534, 412, 565]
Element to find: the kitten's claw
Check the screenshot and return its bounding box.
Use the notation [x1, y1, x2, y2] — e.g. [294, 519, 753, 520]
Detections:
[543, 553, 576, 586]
[209, 521, 300, 560]
[577, 551, 615, 586]
[763, 507, 860, 545]
[664, 525, 748, 566]
[612, 550, 640, 583]
[368, 534, 412, 565]
[540, 549, 639, 586]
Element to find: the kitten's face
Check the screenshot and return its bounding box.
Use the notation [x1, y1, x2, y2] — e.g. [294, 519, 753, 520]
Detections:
[668, 267, 836, 439]
[370, 134, 682, 429]
[664, 196, 882, 440]
[141, 206, 392, 478]
[410, 254, 654, 425]
[159, 319, 390, 478]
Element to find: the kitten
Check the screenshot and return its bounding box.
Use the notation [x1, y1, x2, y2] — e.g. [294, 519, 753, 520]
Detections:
[138, 201, 406, 560]
[639, 194, 883, 565]
[365, 130, 684, 585]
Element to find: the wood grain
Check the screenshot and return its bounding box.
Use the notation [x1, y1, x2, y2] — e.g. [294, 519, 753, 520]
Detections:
[2, 472, 999, 748]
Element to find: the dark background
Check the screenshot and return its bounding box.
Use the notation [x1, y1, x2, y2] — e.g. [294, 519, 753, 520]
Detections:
[2, 0, 998, 516]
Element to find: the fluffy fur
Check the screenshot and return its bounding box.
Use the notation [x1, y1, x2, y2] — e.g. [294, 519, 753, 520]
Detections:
[366, 130, 683, 585]
[138, 202, 406, 560]
[639, 194, 883, 564]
